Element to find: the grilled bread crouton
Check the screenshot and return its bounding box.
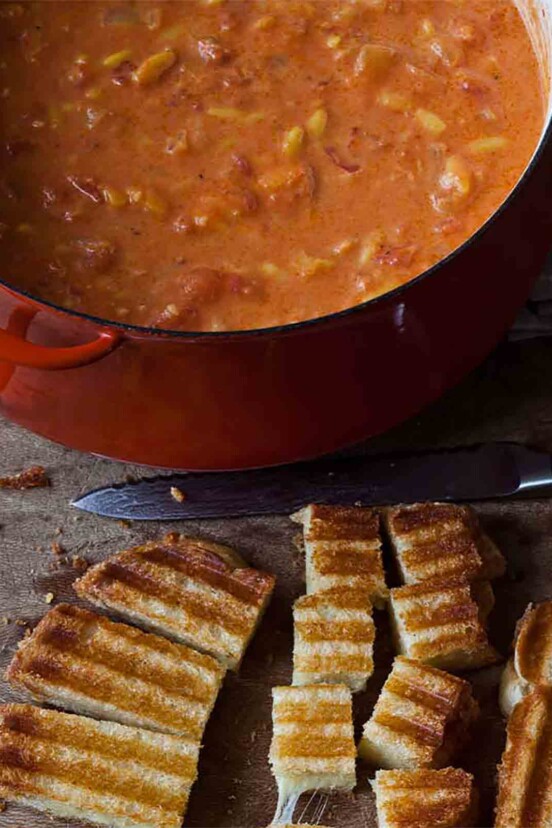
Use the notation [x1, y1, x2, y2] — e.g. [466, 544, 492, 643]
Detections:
[383, 502, 505, 585]
[291, 505, 388, 608]
[372, 767, 478, 827]
[75, 533, 275, 670]
[388, 577, 500, 671]
[270, 684, 356, 810]
[7, 603, 225, 739]
[293, 587, 375, 693]
[500, 601, 552, 717]
[0, 703, 198, 828]
[358, 656, 478, 769]
[496, 689, 552, 827]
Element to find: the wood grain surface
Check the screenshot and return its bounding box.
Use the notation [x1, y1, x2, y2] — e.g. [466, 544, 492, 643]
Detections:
[1, 337, 552, 828]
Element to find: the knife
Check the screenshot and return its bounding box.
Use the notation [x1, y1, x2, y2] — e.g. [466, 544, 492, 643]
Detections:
[71, 442, 552, 521]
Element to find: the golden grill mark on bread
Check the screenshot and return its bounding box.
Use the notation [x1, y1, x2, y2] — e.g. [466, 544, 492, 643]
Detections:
[500, 602, 552, 716]
[270, 684, 356, 811]
[7, 603, 225, 739]
[372, 767, 478, 827]
[293, 588, 375, 693]
[291, 505, 388, 608]
[74, 533, 275, 670]
[383, 503, 505, 586]
[496, 689, 552, 827]
[358, 656, 478, 769]
[388, 578, 500, 671]
[0, 703, 198, 828]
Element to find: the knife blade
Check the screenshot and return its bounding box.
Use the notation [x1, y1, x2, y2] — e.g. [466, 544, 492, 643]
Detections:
[71, 443, 552, 521]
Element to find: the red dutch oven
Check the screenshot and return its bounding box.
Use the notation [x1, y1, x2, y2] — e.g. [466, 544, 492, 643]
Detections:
[1, 27, 551, 471]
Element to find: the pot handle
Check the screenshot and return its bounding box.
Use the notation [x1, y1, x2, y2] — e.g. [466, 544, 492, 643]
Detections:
[0, 323, 120, 370]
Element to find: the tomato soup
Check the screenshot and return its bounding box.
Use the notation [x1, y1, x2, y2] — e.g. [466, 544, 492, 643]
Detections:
[0, 1, 544, 331]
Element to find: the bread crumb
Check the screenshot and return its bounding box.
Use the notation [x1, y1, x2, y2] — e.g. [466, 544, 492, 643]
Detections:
[0, 617, 9, 627]
[14, 619, 28, 628]
[0, 800, 5, 812]
[0, 465, 50, 489]
[71, 555, 89, 572]
[118, 519, 131, 529]
[170, 486, 187, 503]
[44, 592, 55, 604]
[51, 541, 65, 556]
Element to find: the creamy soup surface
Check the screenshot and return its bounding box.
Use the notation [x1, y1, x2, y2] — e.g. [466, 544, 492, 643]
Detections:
[0, 0, 544, 331]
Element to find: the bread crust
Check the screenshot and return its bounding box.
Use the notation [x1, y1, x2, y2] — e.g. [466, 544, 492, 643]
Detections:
[496, 689, 552, 827]
[0, 703, 198, 828]
[358, 656, 478, 769]
[293, 587, 375, 692]
[75, 533, 275, 669]
[388, 577, 500, 671]
[7, 603, 225, 738]
[372, 767, 478, 827]
[292, 505, 388, 608]
[383, 502, 505, 586]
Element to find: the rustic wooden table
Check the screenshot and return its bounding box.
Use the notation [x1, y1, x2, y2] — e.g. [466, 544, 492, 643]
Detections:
[1, 337, 552, 828]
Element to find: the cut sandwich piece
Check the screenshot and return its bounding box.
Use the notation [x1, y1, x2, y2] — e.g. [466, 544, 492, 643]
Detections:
[7, 603, 225, 739]
[74, 533, 275, 670]
[500, 601, 552, 716]
[388, 577, 500, 671]
[293, 588, 375, 693]
[291, 505, 388, 608]
[383, 502, 505, 585]
[0, 703, 198, 828]
[270, 684, 356, 820]
[358, 656, 478, 769]
[495, 689, 552, 827]
[372, 768, 478, 827]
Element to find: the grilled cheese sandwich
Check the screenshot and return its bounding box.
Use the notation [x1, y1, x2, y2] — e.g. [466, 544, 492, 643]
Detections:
[291, 505, 388, 608]
[383, 502, 505, 585]
[372, 768, 478, 827]
[293, 588, 375, 693]
[388, 577, 500, 671]
[358, 656, 478, 769]
[270, 684, 356, 820]
[74, 533, 275, 670]
[0, 703, 198, 828]
[500, 601, 552, 716]
[7, 603, 225, 739]
[495, 689, 552, 827]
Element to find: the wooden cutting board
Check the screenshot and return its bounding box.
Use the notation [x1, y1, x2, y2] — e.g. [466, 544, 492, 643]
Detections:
[1, 337, 552, 828]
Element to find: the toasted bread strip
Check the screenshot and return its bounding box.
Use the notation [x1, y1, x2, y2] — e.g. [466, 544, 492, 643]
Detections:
[75, 533, 275, 670]
[383, 502, 505, 585]
[293, 588, 375, 693]
[500, 601, 552, 716]
[372, 767, 478, 827]
[496, 689, 552, 827]
[358, 656, 478, 769]
[7, 603, 225, 739]
[291, 505, 388, 608]
[270, 684, 356, 813]
[0, 703, 198, 828]
[388, 577, 500, 671]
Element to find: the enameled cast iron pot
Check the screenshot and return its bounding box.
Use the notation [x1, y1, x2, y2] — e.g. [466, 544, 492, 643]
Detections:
[1, 5, 551, 471]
